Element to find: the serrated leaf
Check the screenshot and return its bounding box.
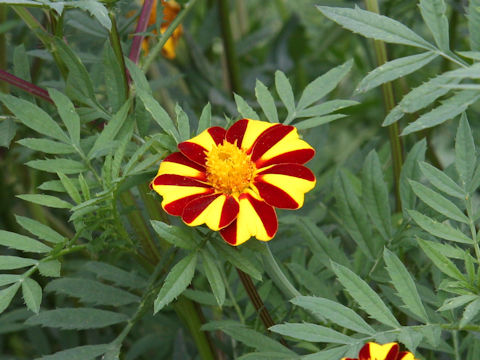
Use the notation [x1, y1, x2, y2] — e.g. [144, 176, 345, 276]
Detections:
[151, 220, 196, 249]
[22, 278, 42, 314]
[409, 180, 468, 223]
[16, 194, 72, 209]
[197, 103, 211, 133]
[294, 114, 346, 130]
[38, 260, 61, 278]
[357, 51, 437, 93]
[419, 162, 465, 198]
[270, 323, 355, 344]
[275, 71, 295, 119]
[317, 6, 433, 49]
[384, 248, 429, 322]
[45, 278, 139, 306]
[125, 57, 150, 93]
[460, 298, 480, 328]
[332, 262, 400, 328]
[0, 256, 37, 270]
[0, 283, 21, 314]
[15, 216, 64, 244]
[154, 253, 197, 313]
[362, 150, 392, 240]
[36, 344, 109, 360]
[0, 93, 68, 142]
[419, 0, 450, 51]
[468, 0, 480, 51]
[83, 261, 146, 290]
[66, 0, 111, 30]
[0, 230, 51, 253]
[234, 93, 260, 119]
[175, 104, 190, 141]
[212, 241, 262, 280]
[26, 159, 86, 175]
[408, 210, 472, 244]
[48, 88, 80, 146]
[57, 172, 82, 204]
[26, 308, 128, 329]
[296, 100, 359, 118]
[201, 250, 225, 306]
[17, 138, 75, 154]
[438, 294, 478, 311]
[0, 119, 17, 148]
[301, 346, 349, 360]
[255, 80, 278, 123]
[418, 238, 465, 281]
[291, 296, 375, 335]
[0, 275, 21, 287]
[400, 139, 426, 214]
[297, 59, 353, 110]
[402, 91, 480, 135]
[455, 113, 476, 188]
[103, 43, 127, 113]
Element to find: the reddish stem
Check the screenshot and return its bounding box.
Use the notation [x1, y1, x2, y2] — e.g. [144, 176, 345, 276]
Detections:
[129, 0, 155, 65]
[0, 69, 53, 103]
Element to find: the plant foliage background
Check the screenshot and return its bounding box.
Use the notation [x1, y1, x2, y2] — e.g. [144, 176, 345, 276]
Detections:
[1, 0, 480, 359]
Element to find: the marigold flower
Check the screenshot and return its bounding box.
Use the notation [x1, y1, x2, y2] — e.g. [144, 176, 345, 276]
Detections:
[151, 119, 316, 245]
[342, 342, 418, 360]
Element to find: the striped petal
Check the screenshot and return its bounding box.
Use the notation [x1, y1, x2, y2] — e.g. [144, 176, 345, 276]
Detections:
[151, 174, 214, 215]
[178, 126, 226, 165]
[359, 342, 399, 360]
[225, 119, 276, 153]
[253, 164, 316, 209]
[397, 352, 416, 360]
[157, 152, 206, 180]
[219, 191, 277, 246]
[251, 124, 315, 168]
[182, 193, 239, 231]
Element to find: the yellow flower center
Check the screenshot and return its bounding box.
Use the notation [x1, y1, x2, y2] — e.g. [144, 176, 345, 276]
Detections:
[205, 140, 256, 195]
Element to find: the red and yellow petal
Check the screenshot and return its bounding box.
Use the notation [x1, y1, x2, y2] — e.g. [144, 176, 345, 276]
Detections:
[397, 352, 416, 360]
[182, 193, 239, 231]
[253, 164, 316, 209]
[156, 152, 206, 180]
[151, 174, 214, 215]
[251, 124, 315, 168]
[225, 119, 276, 154]
[219, 190, 277, 246]
[178, 126, 226, 165]
[359, 342, 399, 360]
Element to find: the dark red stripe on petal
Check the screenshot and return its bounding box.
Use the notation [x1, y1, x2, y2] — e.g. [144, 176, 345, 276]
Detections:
[226, 119, 248, 148]
[242, 193, 278, 238]
[398, 352, 412, 360]
[358, 343, 370, 360]
[153, 174, 211, 187]
[251, 124, 292, 162]
[257, 163, 315, 181]
[253, 180, 299, 209]
[256, 148, 315, 168]
[178, 142, 208, 166]
[220, 220, 238, 245]
[219, 195, 239, 228]
[163, 151, 205, 172]
[164, 191, 214, 216]
[182, 193, 221, 224]
[385, 344, 399, 360]
[207, 126, 227, 145]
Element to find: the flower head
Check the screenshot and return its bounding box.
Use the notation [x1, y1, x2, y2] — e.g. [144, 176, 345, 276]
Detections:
[151, 119, 316, 245]
[342, 342, 418, 360]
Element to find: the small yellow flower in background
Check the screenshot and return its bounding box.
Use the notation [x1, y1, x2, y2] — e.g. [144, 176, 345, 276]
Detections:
[151, 119, 316, 246]
[342, 342, 418, 360]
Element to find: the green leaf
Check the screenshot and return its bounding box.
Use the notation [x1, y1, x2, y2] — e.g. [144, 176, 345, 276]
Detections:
[384, 248, 429, 322]
[419, 162, 465, 199]
[408, 210, 472, 244]
[297, 59, 353, 110]
[16, 194, 72, 209]
[238, 352, 299, 360]
[83, 261, 147, 290]
[301, 347, 349, 360]
[197, 103, 211, 134]
[438, 294, 478, 311]
[26, 308, 128, 329]
[0, 275, 21, 287]
[468, 0, 480, 51]
[26, 159, 86, 175]
[175, 104, 190, 141]
[66, 1, 111, 30]
[294, 114, 346, 130]
[401, 91, 480, 135]
[234, 93, 260, 119]
[0, 283, 21, 314]
[409, 180, 469, 223]
[212, 241, 262, 281]
[255, 80, 278, 123]
[419, 0, 450, 51]
[362, 150, 392, 240]
[57, 172, 82, 204]
[332, 262, 400, 328]
[296, 100, 359, 118]
[317, 6, 433, 49]
[154, 253, 197, 313]
[0, 119, 17, 148]
[460, 298, 480, 328]
[201, 250, 225, 306]
[0, 93, 68, 142]
[45, 278, 139, 306]
[38, 260, 61, 278]
[17, 138, 75, 155]
[125, 57, 150, 93]
[37, 344, 109, 360]
[0, 256, 37, 270]
[455, 113, 476, 189]
[88, 99, 132, 159]
[151, 220, 196, 250]
[418, 238, 466, 281]
[0, 230, 51, 253]
[400, 139, 426, 214]
[15, 215, 64, 244]
[275, 71, 295, 120]
[48, 88, 81, 146]
[291, 296, 375, 335]
[356, 51, 437, 93]
[270, 323, 355, 344]
[22, 278, 42, 314]
[103, 43, 127, 113]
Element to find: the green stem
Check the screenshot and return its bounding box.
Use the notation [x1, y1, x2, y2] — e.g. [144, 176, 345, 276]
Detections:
[465, 196, 480, 263]
[109, 12, 129, 98]
[217, 0, 242, 95]
[365, 0, 403, 212]
[220, 268, 245, 324]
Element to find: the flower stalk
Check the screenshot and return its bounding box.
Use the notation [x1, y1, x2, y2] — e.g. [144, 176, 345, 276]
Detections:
[129, 0, 155, 65]
[0, 69, 53, 103]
